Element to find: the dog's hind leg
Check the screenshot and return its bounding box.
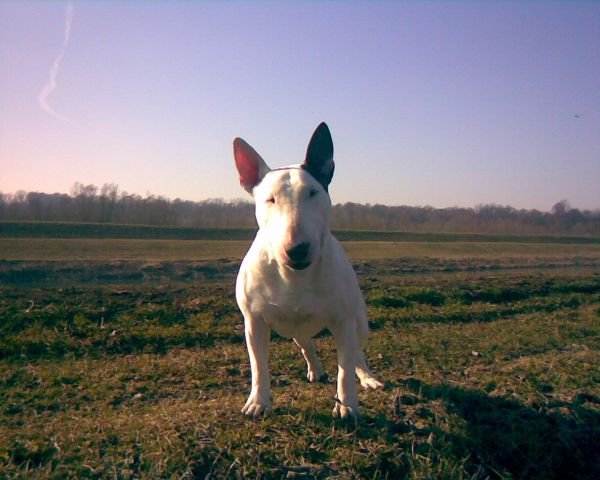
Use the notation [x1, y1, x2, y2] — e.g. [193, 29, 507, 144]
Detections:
[355, 351, 384, 390]
[294, 337, 326, 383]
[355, 314, 384, 390]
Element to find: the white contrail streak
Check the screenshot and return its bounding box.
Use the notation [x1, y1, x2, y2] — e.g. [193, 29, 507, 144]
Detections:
[64, 3, 74, 46]
[38, 3, 75, 123]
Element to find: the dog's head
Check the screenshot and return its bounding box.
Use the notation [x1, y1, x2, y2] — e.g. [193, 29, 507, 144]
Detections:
[233, 122, 335, 271]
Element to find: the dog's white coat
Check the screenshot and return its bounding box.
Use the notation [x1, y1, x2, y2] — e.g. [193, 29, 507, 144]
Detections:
[234, 123, 383, 418]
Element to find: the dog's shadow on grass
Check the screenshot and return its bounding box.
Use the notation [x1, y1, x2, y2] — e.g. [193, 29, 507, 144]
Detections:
[268, 377, 599, 479]
[280, 377, 600, 479]
[391, 378, 600, 480]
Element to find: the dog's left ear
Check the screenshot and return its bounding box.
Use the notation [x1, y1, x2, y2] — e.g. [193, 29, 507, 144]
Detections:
[302, 122, 334, 192]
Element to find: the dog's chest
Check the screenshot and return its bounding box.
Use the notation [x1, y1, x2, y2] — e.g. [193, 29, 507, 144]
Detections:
[260, 284, 328, 338]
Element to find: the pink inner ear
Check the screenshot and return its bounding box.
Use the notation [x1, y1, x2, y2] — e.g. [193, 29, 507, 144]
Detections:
[234, 139, 260, 190]
[236, 154, 258, 190]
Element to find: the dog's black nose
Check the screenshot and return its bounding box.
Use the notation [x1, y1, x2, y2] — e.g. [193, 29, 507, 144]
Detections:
[286, 242, 310, 266]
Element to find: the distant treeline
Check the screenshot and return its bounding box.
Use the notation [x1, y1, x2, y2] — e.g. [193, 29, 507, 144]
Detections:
[1, 183, 599, 235]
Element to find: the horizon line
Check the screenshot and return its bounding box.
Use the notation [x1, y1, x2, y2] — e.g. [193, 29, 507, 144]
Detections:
[0, 186, 597, 214]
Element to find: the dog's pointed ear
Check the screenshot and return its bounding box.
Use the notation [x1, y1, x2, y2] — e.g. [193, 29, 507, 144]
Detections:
[233, 137, 271, 194]
[302, 122, 334, 192]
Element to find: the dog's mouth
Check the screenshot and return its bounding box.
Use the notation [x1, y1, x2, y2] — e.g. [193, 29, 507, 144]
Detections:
[286, 260, 311, 271]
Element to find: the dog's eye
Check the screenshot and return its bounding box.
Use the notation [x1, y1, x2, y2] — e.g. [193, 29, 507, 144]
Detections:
[309, 189, 318, 198]
[266, 196, 275, 204]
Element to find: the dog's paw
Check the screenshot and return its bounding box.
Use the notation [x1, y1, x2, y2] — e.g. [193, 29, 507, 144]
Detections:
[360, 376, 384, 390]
[307, 368, 327, 383]
[332, 401, 360, 420]
[241, 396, 271, 417]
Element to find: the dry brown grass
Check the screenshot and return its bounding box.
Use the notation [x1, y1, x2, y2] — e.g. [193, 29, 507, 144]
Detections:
[2, 237, 600, 261]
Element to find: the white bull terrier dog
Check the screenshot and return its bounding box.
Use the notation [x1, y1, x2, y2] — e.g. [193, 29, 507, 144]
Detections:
[233, 122, 383, 419]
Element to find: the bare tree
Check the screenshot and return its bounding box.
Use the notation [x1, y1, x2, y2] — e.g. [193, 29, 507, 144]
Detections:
[0, 183, 599, 234]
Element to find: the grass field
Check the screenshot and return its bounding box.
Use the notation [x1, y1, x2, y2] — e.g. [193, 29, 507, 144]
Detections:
[3, 221, 600, 244]
[3, 237, 600, 262]
[1, 234, 599, 479]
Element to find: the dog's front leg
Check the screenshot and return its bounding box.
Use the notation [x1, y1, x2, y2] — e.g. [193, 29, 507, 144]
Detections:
[330, 322, 360, 419]
[241, 314, 272, 417]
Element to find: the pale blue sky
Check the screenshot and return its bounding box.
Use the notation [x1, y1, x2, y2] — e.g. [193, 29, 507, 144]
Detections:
[1, 1, 599, 210]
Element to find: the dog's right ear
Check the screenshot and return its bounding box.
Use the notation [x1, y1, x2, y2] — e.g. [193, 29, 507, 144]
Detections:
[233, 137, 270, 194]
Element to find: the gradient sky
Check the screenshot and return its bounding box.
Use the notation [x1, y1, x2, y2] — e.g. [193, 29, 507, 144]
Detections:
[1, 1, 599, 210]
